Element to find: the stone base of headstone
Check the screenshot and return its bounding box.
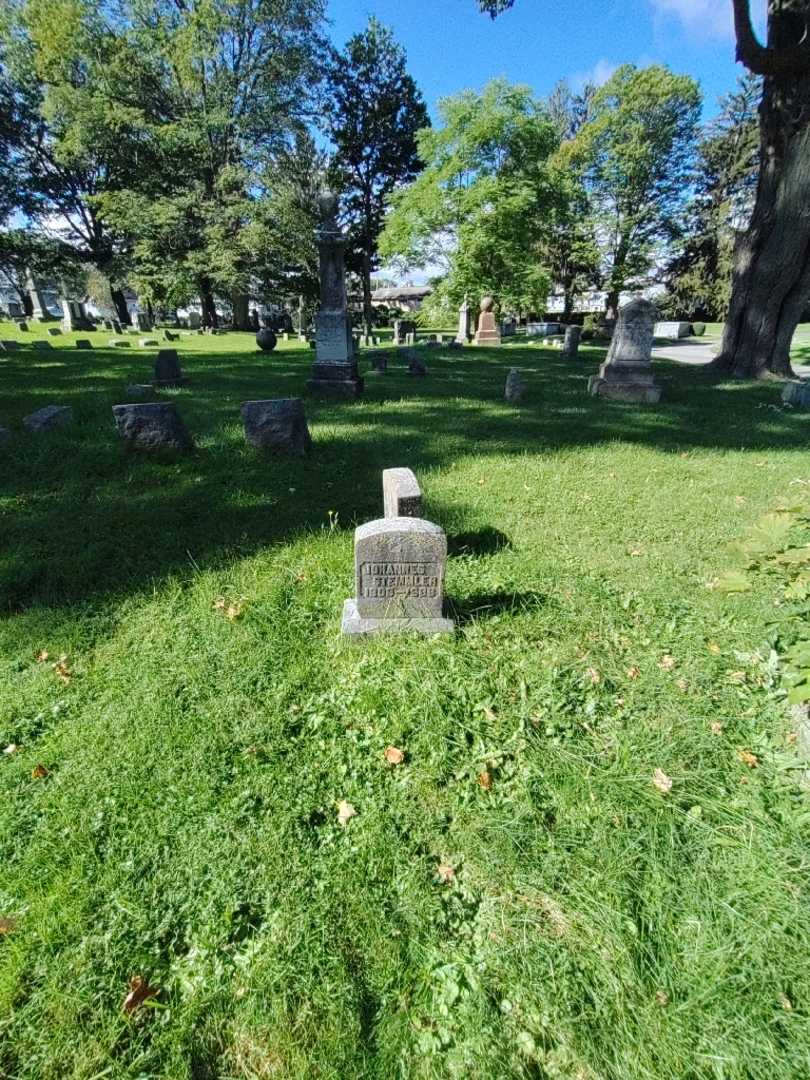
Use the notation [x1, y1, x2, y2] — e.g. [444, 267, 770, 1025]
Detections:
[341, 599, 454, 638]
[782, 380, 810, 409]
[240, 398, 312, 455]
[307, 362, 363, 399]
[112, 403, 192, 451]
[588, 363, 661, 403]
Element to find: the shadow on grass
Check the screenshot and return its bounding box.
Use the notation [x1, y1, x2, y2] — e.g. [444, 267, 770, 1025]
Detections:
[0, 339, 806, 612]
[449, 590, 546, 625]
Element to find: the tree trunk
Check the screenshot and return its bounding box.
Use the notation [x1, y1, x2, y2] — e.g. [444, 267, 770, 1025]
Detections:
[200, 282, 218, 329]
[231, 290, 249, 331]
[713, 0, 810, 378]
[604, 289, 620, 322]
[22, 292, 33, 317]
[111, 288, 130, 326]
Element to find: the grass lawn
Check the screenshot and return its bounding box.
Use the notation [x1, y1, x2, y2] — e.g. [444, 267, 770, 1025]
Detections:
[1, 323, 810, 1079]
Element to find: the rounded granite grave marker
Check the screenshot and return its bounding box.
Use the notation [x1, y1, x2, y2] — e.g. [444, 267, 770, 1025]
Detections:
[240, 398, 311, 455]
[112, 402, 192, 451]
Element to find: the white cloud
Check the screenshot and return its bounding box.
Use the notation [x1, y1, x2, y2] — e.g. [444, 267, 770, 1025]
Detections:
[572, 58, 618, 92]
[647, 0, 733, 40]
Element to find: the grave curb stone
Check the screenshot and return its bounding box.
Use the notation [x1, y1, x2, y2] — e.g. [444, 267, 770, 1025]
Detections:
[23, 405, 74, 433]
[75, 339, 93, 349]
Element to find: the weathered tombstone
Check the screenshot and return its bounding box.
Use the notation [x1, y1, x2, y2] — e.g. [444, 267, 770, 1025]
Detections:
[25, 270, 52, 321]
[256, 328, 277, 352]
[109, 339, 131, 348]
[102, 318, 114, 331]
[505, 368, 526, 403]
[588, 298, 661, 403]
[31, 341, 53, 351]
[134, 311, 153, 332]
[61, 296, 92, 332]
[526, 321, 564, 338]
[125, 383, 153, 398]
[1, 341, 20, 352]
[393, 319, 417, 346]
[501, 317, 516, 337]
[562, 325, 582, 360]
[188, 311, 201, 329]
[153, 349, 185, 387]
[7, 301, 22, 318]
[407, 351, 427, 376]
[782, 380, 810, 409]
[23, 405, 74, 433]
[249, 309, 260, 332]
[383, 468, 423, 518]
[474, 296, 501, 346]
[341, 517, 454, 637]
[164, 329, 179, 342]
[16, 321, 28, 332]
[75, 339, 93, 350]
[47, 327, 62, 337]
[307, 191, 363, 399]
[240, 399, 312, 455]
[654, 320, 692, 338]
[112, 402, 192, 451]
[456, 297, 472, 344]
[139, 338, 159, 347]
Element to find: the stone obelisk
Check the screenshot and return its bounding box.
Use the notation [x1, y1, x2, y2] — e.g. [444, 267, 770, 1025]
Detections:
[307, 192, 363, 400]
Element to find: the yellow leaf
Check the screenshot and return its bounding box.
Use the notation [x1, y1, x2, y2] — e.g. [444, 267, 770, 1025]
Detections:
[122, 975, 159, 1015]
[652, 768, 673, 794]
[655, 990, 669, 1006]
[586, 667, 600, 684]
[627, 666, 641, 679]
[711, 722, 723, 735]
[659, 655, 676, 671]
[477, 770, 493, 790]
[31, 764, 48, 779]
[337, 800, 357, 827]
[53, 656, 72, 683]
[737, 749, 758, 768]
[384, 746, 405, 765]
[707, 641, 721, 655]
[436, 863, 455, 883]
[35, 649, 49, 663]
[0, 917, 16, 934]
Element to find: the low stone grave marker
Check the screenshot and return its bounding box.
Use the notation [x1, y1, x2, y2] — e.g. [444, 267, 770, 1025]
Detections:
[75, 339, 93, 349]
[139, 338, 159, 347]
[153, 349, 185, 387]
[46, 327, 62, 337]
[783, 381, 810, 409]
[505, 368, 526, 403]
[112, 402, 192, 450]
[1, 341, 20, 352]
[23, 405, 74, 433]
[109, 339, 131, 348]
[16, 321, 28, 332]
[342, 516, 454, 637]
[654, 320, 692, 338]
[240, 398, 311, 455]
[32, 341, 53, 351]
[562, 325, 582, 360]
[383, 468, 423, 518]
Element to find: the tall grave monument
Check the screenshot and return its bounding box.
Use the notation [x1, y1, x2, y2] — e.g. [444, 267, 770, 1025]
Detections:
[587, 298, 661, 403]
[456, 296, 472, 344]
[307, 191, 363, 399]
[473, 296, 501, 346]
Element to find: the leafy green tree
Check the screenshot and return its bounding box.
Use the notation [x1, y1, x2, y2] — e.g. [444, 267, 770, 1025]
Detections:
[379, 79, 563, 316]
[559, 64, 701, 320]
[0, 228, 82, 313]
[663, 75, 760, 320]
[324, 18, 429, 336]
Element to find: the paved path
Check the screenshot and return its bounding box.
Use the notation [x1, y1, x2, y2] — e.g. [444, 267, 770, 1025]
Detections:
[653, 338, 810, 377]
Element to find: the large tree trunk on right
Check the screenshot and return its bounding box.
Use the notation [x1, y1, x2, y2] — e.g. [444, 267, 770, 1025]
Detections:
[713, 1, 810, 378]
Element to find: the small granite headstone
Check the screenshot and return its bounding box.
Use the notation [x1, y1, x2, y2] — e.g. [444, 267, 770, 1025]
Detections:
[505, 368, 526, 403]
[23, 405, 74, 433]
[240, 398, 312, 455]
[112, 321, 123, 334]
[0, 341, 20, 352]
[109, 339, 131, 348]
[367, 350, 388, 372]
[408, 353, 427, 377]
[16, 321, 28, 332]
[153, 349, 185, 387]
[139, 338, 159, 347]
[75, 339, 93, 349]
[32, 341, 52, 351]
[46, 327, 62, 337]
[112, 402, 192, 450]
[562, 325, 582, 360]
[342, 516, 454, 637]
[383, 468, 423, 518]
[588, 298, 661, 404]
[164, 329, 179, 342]
[782, 380, 810, 409]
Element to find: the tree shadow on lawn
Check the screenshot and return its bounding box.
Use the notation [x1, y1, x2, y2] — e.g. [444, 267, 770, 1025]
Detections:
[0, 342, 806, 613]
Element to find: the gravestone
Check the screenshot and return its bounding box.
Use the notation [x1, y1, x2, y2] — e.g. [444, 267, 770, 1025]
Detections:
[407, 353, 427, 376]
[526, 321, 564, 338]
[383, 468, 423, 518]
[16, 321, 28, 332]
[240, 399, 312, 455]
[188, 311, 201, 329]
[109, 339, 131, 348]
[783, 380, 810, 409]
[75, 339, 93, 349]
[139, 338, 159, 347]
[367, 350, 388, 373]
[23, 405, 73, 433]
[112, 403, 192, 451]
[588, 298, 661, 403]
[505, 368, 525, 403]
[102, 318, 114, 331]
[393, 319, 416, 346]
[474, 296, 501, 346]
[654, 320, 692, 338]
[256, 329, 277, 352]
[61, 296, 92, 332]
[562, 325, 582, 360]
[249, 309, 260, 332]
[25, 270, 52, 322]
[7, 301, 22, 318]
[501, 317, 517, 337]
[456, 297, 472, 344]
[1, 341, 20, 352]
[307, 191, 363, 399]
[341, 517, 454, 637]
[164, 330, 179, 342]
[134, 312, 153, 332]
[32, 341, 52, 351]
[153, 349, 185, 387]
[47, 327, 62, 337]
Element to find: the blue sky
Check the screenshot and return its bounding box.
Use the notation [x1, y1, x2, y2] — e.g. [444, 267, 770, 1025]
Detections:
[326, 0, 765, 121]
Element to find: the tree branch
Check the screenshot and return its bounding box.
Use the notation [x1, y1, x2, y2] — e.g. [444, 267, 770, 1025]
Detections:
[731, 0, 810, 76]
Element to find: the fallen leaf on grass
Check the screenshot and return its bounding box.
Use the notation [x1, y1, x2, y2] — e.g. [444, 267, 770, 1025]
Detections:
[53, 656, 71, 683]
[585, 667, 600, 685]
[738, 749, 759, 768]
[629, 548, 643, 557]
[214, 597, 245, 621]
[728, 670, 747, 683]
[707, 641, 721, 655]
[31, 764, 48, 779]
[384, 746, 405, 765]
[0, 917, 16, 934]
[655, 990, 669, 1006]
[676, 678, 689, 692]
[477, 770, 493, 790]
[35, 649, 49, 663]
[659, 655, 676, 671]
[652, 768, 673, 794]
[122, 975, 159, 1015]
[711, 722, 724, 735]
[436, 863, 455, 884]
[787, 732, 798, 745]
[735, 496, 746, 506]
[778, 992, 792, 1011]
[336, 800, 356, 827]
[627, 666, 641, 680]
[3, 744, 18, 755]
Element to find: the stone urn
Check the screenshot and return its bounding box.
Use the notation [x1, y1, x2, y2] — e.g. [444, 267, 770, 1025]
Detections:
[480, 295, 495, 313]
[256, 328, 277, 353]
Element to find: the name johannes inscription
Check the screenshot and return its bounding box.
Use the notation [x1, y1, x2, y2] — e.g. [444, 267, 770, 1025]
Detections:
[360, 561, 440, 599]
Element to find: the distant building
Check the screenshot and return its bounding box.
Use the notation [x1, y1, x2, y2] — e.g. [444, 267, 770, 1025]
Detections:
[370, 284, 432, 311]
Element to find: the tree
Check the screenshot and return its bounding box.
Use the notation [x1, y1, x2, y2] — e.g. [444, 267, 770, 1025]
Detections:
[324, 18, 429, 337]
[379, 79, 564, 315]
[663, 75, 760, 320]
[559, 64, 701, 321]
[479, 0, 810, 378]
[0, 229, 81, 313]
